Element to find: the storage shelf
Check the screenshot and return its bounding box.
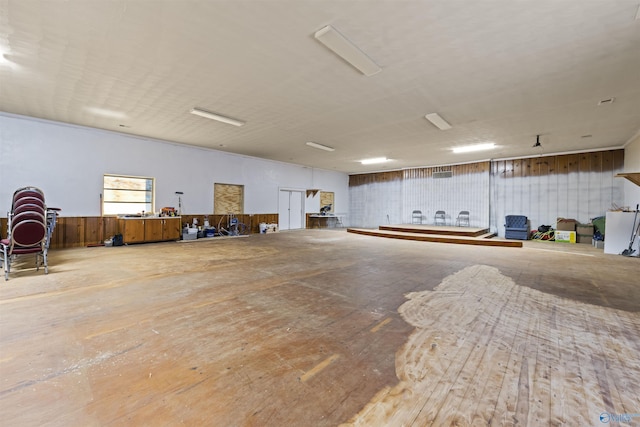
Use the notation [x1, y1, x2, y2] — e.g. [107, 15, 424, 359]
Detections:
[616, 172, 640, 187]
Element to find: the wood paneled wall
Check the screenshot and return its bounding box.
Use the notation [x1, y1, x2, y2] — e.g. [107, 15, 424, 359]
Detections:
[349, 170, 403, 187]
[351, 152, 622, 186]
[179, 214, 278, 235]
[402, 162, 490, 180]
[0, 217, 119, 250]
[1, 214, 279, 250]
[492, 150, 624, 178]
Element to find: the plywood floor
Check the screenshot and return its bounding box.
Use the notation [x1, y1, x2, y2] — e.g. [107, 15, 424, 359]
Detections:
[1, 230, 639, 426]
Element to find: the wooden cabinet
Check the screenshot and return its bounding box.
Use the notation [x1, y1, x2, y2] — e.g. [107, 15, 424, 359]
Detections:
[161, 218, 181, 241]
[118, 217, 181, 244]
[119, 218, 146, 243]
[144, 219, 163, 242]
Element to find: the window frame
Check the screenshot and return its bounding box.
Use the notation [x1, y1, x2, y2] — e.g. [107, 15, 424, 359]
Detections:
[102, 174, 155, 216]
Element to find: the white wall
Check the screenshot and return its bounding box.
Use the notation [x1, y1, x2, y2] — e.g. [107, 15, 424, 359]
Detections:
[349, 179, 403, 228]
[0, 113, 348, 217]
[625, 133, 640, 208]
[403, 170, 489, 228]
[490, 167, 623, 236]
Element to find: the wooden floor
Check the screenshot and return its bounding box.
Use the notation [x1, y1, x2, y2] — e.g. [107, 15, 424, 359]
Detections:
[1, 229, 639, 426]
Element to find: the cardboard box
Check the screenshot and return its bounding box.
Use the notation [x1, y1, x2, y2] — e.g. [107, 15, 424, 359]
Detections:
[556, 218, 577, 231]
[263, 223, 278, 233]
[576, 224, 594, 244]
[555, 230, 576, 243]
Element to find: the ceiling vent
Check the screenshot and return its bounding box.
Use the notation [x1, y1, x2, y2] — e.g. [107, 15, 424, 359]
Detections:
[433, 171, 453, 179]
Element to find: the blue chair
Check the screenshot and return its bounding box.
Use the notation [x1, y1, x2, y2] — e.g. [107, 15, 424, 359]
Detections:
[505, 215, 529, 240]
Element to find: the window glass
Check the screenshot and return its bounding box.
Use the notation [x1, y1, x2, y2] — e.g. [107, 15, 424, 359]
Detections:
[103, 174, 154, 215]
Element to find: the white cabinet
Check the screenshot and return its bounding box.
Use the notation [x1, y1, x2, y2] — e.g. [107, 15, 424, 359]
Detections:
[604, 211, 639, 254]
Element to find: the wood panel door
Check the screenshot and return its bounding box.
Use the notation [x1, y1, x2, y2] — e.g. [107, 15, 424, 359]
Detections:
[144, 220, 163, 242]
[119, 219, 145, 243]
[162, 218, 181, 240]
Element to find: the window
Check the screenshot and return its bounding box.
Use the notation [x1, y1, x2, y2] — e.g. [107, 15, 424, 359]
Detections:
[214, 183, 244, 214]
[103, 174, 154, 216]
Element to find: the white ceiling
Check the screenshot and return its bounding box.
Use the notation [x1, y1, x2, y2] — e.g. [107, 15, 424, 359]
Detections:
[1, 0, 639, 174]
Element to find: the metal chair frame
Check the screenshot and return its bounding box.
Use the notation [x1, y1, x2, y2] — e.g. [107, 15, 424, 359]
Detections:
[456, 211, 470, 227]
[2, 186, 58, 280]
[434, 210, 446, 226]
[412, 210, 422, 224]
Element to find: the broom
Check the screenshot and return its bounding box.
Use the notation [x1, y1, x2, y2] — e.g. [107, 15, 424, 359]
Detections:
[621, 204, 639, 256]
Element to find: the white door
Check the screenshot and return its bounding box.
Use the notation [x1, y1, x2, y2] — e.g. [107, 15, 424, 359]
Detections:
[289, 191, 303, 229]
[279, 190, 304, 230]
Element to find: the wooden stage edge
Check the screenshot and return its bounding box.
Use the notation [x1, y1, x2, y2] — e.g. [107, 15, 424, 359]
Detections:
[347, 226, 523, 248]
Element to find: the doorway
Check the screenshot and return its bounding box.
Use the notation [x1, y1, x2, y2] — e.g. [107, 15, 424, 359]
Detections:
[279, 189, 304, 230]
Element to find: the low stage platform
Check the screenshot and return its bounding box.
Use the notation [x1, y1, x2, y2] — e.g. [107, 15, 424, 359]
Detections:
[347, 224, 522, 248]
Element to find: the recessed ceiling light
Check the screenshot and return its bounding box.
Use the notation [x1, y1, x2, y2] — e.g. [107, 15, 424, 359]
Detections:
[314, 25, 382, 77]
[190, 107, 245, 127]
[452, 143, 496, 153]
[305, 141, 335, 152]
[424, 113, 452, 130]
[360, 157, 389, 165]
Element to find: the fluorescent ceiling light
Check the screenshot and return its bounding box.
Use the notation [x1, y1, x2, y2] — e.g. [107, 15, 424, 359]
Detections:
[85, 107, 127, 119]
[190, 107, 245, 127]
[452, 143, 496, 153]
[0, 51, 11, 65]
[306, 141, 335, 152]
[360, 157, 389, 165]
[424, 113, 452, 130]
[314, 25, 382, 77]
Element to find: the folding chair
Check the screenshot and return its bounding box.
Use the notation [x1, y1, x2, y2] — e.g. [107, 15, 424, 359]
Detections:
[412, 210, 422, 224]
[456, 211, 470, 227]
[434, 210, 446, 225]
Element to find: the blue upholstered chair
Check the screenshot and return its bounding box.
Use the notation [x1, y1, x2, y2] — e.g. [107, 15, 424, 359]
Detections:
[505, 215, 529, 240]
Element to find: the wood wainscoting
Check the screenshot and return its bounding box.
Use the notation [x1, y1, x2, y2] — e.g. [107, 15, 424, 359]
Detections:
[0, 216, 119, 250]
[1, 213, 279, 250]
